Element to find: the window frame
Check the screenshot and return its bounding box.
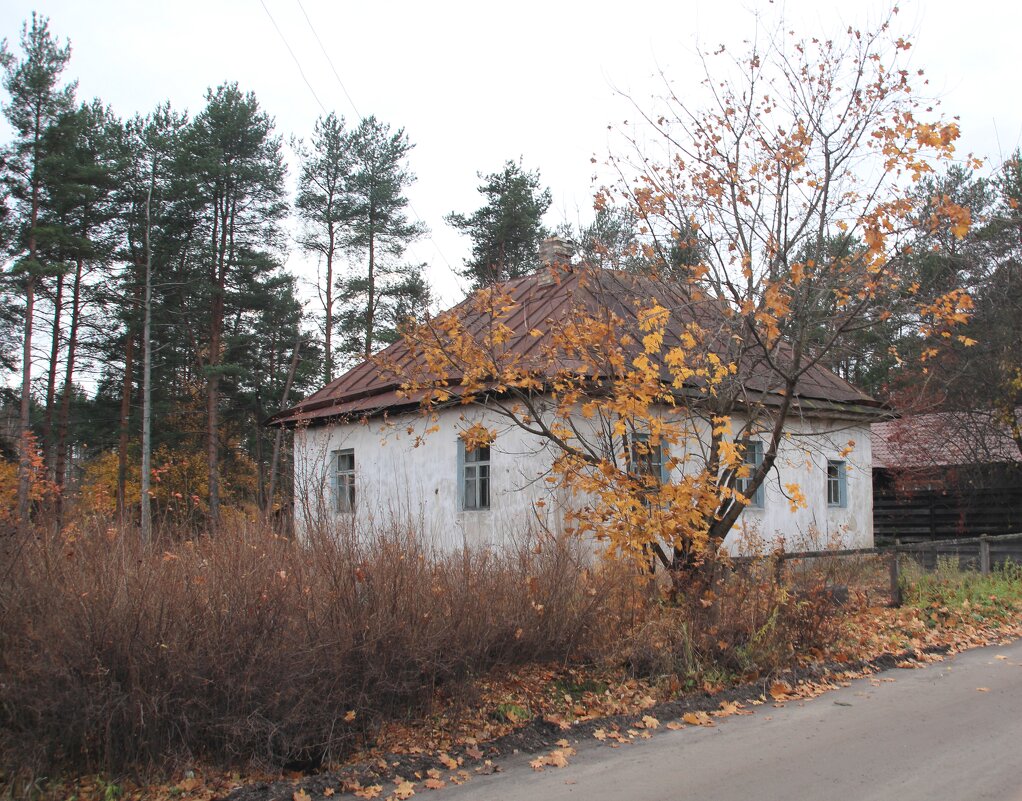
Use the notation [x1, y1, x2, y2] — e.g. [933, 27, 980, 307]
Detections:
[827, 459, 848, 508]
[332, 448, 355, 513]
[736, 440, 765, 508]
[459, 442, 491, 511]
[627, 432, 667, 485]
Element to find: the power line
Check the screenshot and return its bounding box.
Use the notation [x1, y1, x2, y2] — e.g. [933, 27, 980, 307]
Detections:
[295, 0, 362, 121]
[292, 1, 455, 275]
[259, 0, 327, 115]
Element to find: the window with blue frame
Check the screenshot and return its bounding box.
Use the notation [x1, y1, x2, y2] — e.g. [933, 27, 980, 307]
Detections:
[460, 443, 490, 511]
[736, 440, 765, 507]
[627, 432, 666, 485]
[332, 448, 355, 512]
[827, 459, 847, 507]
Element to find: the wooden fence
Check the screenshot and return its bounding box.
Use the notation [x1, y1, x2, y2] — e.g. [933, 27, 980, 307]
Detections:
[739, 532, 1022, 607]
[874, 485, 1022, 541]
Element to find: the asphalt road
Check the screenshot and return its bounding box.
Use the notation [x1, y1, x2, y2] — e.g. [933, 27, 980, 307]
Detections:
[439, 639, 1022, 801]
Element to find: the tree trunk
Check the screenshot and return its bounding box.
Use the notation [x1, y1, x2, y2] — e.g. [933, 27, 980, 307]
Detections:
[140, 161, 155, 544]
[54, 257, 84, 526]
[325, 225, 335, 384]
[364, 217, 376, 360]
[206, 185, 230, 532]
[42, 272, 64, 473]
[17, 119, 44, 532]
[266, 336, 302, 516]
[116, 327, 135, 522]
[17, 275, 36, 533]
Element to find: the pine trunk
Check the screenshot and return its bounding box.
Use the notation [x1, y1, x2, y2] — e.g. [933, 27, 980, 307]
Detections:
[364, 218, 376, 360]
[116, 326, 135, 522]
[54, 257, 84, 525]
[266, 336, 301, 516]
[42, 272, 64, 472]
[140, 163, 155, 544]
[17, 276, 36, 532]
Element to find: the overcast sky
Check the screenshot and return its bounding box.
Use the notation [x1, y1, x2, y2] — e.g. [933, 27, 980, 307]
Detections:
[2, 0, 1021, 308]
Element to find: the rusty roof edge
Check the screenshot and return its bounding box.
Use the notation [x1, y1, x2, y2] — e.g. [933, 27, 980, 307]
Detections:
[267, 380, 892, 430]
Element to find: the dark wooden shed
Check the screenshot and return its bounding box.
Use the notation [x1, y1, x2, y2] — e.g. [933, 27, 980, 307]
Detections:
[872, 411, 1022, 541]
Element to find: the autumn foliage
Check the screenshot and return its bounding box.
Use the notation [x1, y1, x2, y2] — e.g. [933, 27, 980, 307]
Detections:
[390, 11, 975, 582]
[0, 520, 626, 776]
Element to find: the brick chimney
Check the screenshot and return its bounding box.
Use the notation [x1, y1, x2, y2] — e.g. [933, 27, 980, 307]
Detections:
[538, 236, 574, 268]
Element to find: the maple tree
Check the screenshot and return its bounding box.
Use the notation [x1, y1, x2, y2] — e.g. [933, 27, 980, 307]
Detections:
[390, 10, 975, 582]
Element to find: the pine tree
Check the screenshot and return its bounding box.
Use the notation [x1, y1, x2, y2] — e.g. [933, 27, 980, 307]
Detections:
[179, 83, 288, 528]
[446, 159, 551, 288]
[37, 100, 125, 519]
[294, 112, 351, 384]
[0, 13, 76, 528]
[339, 116, 426, 363]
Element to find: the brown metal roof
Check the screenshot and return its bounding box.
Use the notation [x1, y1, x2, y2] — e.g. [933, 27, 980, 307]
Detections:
[269, 267, 882, 426]
[872, 411, 1022, 470]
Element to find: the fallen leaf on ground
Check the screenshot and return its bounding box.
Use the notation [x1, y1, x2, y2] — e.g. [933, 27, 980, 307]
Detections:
[530, 747, 574, 771]
[769, 682, 791, 700]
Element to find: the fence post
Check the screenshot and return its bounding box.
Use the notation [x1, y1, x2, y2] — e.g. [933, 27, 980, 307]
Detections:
[979, 535, 991, 575]
[773, 551, 785, 587]
[889, 544, 902, 607]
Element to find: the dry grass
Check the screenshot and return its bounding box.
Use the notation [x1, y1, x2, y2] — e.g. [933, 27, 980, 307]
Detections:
[0, 519, 628, 778]
[615, 557, 843, 687]
[0, 519, 848, 787]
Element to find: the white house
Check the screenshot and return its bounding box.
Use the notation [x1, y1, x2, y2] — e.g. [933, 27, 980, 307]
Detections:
[270, 261, 884, 554]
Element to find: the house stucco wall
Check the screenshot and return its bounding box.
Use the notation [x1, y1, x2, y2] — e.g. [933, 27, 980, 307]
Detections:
[293, 406, 873, 553]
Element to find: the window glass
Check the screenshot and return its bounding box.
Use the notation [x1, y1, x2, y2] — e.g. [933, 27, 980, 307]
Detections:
[334, 448, 355, 512]
[827, 460, 847, 507]
[628, 433, 664, 483]
[736, 440, 764, 507]
[463, 444, 490, 510]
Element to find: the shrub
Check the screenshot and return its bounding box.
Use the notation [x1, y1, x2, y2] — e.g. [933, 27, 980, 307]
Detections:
[0, 519, 625, 777]
[616, 557, 840, 685]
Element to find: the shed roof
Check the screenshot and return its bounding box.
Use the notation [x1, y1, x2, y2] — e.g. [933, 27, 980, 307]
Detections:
[871, 411, 1021, 470]
[269, 267, 883, 426]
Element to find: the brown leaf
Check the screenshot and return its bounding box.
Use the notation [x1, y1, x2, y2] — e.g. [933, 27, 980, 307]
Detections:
[393, 779, 416, 799]
[293, 790, 311, 801]
[769, 681, 791, 700]
[424, 778, 445, 790]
